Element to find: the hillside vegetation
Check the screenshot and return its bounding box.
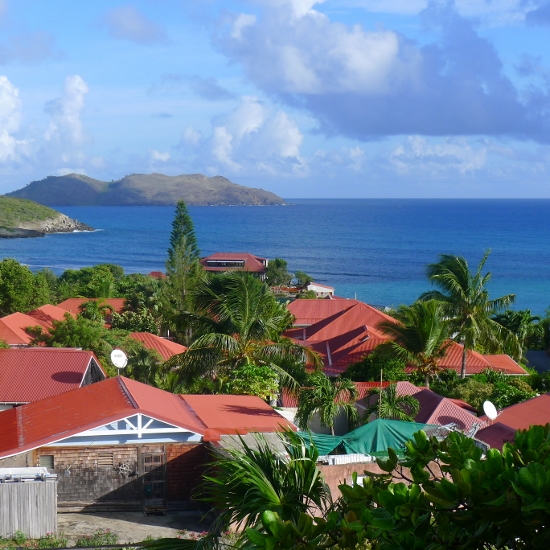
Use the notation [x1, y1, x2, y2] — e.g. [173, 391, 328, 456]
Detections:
[0, 196, 92, 238]
[6, 173, 286, 206]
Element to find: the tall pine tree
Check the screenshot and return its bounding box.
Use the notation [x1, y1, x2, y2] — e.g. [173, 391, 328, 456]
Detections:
[167, 200, 200, 269]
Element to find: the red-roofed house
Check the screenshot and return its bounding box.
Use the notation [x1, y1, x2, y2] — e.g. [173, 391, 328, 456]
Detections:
[0, 306, 76, 346]
[285, 299, 527, 378]
[0, 376, 294, 509]
[200, 252, 268, 280]
[0, 348, 105, 410]
[475, 393, 550, 449]
[56, 297, 126, 324]
[148, 271, 167, 280]
[128, 332, 187, 361]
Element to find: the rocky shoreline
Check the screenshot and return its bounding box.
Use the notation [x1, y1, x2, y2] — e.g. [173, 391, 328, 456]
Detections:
[0, 213, 94, 239]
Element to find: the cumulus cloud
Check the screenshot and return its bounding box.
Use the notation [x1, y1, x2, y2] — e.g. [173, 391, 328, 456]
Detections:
[0, 32, 60, 65]
[212, 0, 550, 142]
[42, 75, 89, 168]
[0, 76, 26, 162]
[149, 150, 170, 161]
[525, 1, 550, 24]
[101, 6, 168, 45]
[184, 96, 305, 175]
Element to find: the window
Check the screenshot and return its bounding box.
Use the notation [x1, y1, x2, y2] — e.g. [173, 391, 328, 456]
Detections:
[39, 455, 54, 469]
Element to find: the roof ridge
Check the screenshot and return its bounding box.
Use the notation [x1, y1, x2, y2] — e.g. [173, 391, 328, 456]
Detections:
[117, 377, 140, 409]
[178, 395, 210, 431]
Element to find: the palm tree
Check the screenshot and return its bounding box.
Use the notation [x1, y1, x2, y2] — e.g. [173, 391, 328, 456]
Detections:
[78, 299, 113, 323]
[420, 251, 519, 378]
[362, 383, 420, 422]
[164, 272, 321, 390]
[191, 430, 331, 547]
[377, 300, 451, 388]
[295, 373, 358, 435]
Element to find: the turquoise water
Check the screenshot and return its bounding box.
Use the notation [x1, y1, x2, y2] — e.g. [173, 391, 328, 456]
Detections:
[1, 199, 549, 314]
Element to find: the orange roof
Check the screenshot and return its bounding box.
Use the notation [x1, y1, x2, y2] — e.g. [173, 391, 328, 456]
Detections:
[478, 393, 550, 432]
[0, 348, 105, 404]
[287, 298, 357, 326]
[56, 298, 126, 315]
[128, 332, 187, 361]
[181, 394, 295, 441]
[27, 304, 76, 329]
[200, 252, 268, 274]
[0, 377, 294, 458]
[0, 313, 39, 345]
[148, 271, 167, 279]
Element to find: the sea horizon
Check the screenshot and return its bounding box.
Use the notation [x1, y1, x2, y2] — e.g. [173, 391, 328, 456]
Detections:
[1, 198, 549, 315]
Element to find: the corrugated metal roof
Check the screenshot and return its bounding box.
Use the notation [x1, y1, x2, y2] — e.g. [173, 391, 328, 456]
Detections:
[0, 348, 104, 403]
[479, 393, 550, 432]
[180, 394, 295, 441]
[0, 313, 38, 345]
[128, 332, 187, 361]
[27, 304, 75, 329]
[287, 299, 358, 326]
[0, 377, 296, 458]
[476, 422, 517, 450]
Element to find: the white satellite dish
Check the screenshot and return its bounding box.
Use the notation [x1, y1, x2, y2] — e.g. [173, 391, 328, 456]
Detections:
[111, 349, 128, 371]
[483, 400, 498, 421]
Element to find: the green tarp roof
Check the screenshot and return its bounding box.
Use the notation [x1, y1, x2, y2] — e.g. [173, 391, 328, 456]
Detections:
[298, 419, 441, 457]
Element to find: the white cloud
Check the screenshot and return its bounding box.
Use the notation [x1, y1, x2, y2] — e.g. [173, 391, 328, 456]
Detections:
[213, 1, 550, 142]
[102, 6, 167, 45]
[389, 136, 487, 175]
[44, 75, 88, 147]
[0, 75, 26, 162]
[186, 97, 305, 175]
[149, 150, 170, 162]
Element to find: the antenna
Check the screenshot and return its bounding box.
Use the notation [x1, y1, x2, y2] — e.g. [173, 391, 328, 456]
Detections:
[482, 401, 499, 423]
[111, 349, 128, 374]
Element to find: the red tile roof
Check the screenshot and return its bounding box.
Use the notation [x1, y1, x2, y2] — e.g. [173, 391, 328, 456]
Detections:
[478, 393, 550, 432]
[0, 313, 39, 345]
[0, 377, 294, 458]
[200, 252, 268, 274]
[27, 304, 76, 329]
[56, 298, 126, 315]
[128, 332, 187, 361]
[0, 348, 105, 404]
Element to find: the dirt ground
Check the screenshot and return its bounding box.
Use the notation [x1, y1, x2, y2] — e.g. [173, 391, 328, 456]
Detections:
[57, 511, 211, 544]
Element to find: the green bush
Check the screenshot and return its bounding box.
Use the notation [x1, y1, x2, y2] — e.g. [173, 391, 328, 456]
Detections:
[75, 530, 118, 547]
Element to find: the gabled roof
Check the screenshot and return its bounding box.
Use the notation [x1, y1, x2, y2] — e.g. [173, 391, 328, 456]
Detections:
[358, 381, 483, 434]
[478, 393, 550, 432]
[27, 304, 76, 329]
[0, 313, 39, 345]
[56, 298, 126, 315]
[287, 298, 358, 326]
[128, 332, 187, 361]
[0, 348, 105, 404]
[148, 271, 167, 279]
[199, 252, 268, 273]
[0, 377, 295, 459]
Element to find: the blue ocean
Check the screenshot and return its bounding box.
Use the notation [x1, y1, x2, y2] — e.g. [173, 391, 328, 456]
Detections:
[1, 199, 549, 315]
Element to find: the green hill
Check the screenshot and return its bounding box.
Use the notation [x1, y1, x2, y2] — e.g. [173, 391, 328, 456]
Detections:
[0, 196, 93, 238]
[6, 173, 286, 206]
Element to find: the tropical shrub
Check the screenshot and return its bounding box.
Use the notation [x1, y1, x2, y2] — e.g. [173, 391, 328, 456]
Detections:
[344, 347, 407, 382]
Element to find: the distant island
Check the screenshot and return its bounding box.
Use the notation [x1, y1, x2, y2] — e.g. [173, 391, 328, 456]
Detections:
[0, 197, 93, 238]
[5, 173, 286, 207]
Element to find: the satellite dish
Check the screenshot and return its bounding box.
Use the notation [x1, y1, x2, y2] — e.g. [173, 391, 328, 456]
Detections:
[111, 349, 128, 371]
[483, 400, 498, 421]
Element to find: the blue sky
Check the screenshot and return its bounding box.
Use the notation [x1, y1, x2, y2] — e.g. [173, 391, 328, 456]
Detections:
[1, 0, 550, 198]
